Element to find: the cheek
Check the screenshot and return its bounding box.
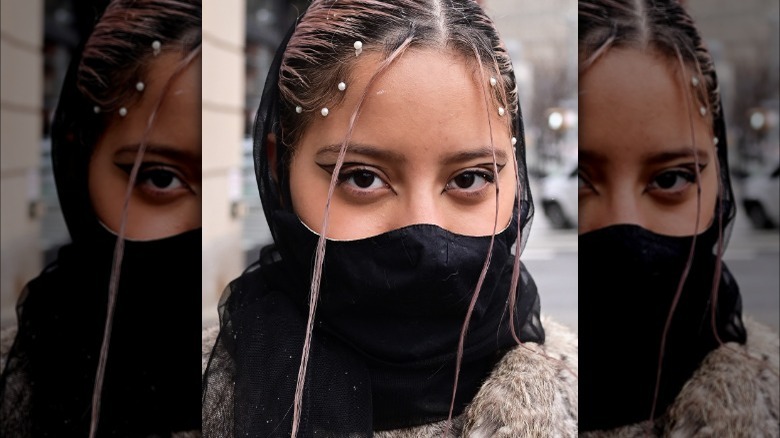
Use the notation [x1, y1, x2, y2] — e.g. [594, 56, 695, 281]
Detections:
[698, 163, 719, 229]
[499, 163, 518, 226]
[288, 155, 327, 227]
[88, 148, 122, 230]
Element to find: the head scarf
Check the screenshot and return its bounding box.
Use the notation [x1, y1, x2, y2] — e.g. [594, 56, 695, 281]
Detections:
[202, 12, 544, 437]
[0, 4, 202, 436]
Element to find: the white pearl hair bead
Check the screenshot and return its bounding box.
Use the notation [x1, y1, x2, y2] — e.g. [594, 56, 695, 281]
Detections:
[354, 40, 363, 56]
[511, 137, 517, 146]
[338, 82, 347, 91]
[321, 107, 329, 117]
[295, 106, 303, 114]
[691, 77, 699, 86]
[119, 107, 128, 117]
[490, 77, 497, 87]
[713, 137, 719, 145]
[152, 40, 161, 55]
[136, 81, 145, 91]
[93, 106, 101, 114]
[498, 107, 505, 117]
[699, 106, 707, 116]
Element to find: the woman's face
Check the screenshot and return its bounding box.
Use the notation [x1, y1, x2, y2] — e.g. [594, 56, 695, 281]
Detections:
[578, 48, 718, 236]
[288, 49, 516, 240]
[89, 53, 201, 240]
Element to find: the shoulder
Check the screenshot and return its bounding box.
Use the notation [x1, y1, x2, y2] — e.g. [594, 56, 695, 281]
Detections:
[460, 314, 578, 437]
[1, 325, 18, 373]
[378, 315, 579, 438]
[583, 317, 780, 437]
[664, 316, 779, 436]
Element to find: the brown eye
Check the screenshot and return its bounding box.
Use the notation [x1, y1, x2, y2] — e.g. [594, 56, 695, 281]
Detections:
[352, 171, 378, 189]
[649, 170, 695, 191]
[147, 170, 177, 189]
[445, 170, 494, 193]
[453, 173, 477, 189]
[338, 169, 387, 191]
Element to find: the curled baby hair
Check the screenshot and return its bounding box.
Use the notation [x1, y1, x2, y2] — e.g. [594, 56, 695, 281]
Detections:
[271, 1, 562, 436]
[77, 1, 202, 437]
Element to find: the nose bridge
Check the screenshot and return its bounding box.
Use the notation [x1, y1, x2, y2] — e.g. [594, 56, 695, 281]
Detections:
[603, 184, 643, 228]
[396, 185, 442, 228]
[585, 182, 644, 230]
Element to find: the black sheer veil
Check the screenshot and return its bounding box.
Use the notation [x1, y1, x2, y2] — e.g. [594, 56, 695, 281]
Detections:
[203, 10, 543, 438]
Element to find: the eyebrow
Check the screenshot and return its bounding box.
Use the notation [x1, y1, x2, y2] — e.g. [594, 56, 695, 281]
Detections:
[114, 143, 200, 164]
[579, 146, 709, 165]
[315, 143, 509, 165]
[641, 148, 709, 165]
[442, 146, 508, 165]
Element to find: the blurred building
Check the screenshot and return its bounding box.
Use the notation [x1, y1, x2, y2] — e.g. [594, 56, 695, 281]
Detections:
[201, 0, 247, 322]
[687, 0, 780, 170]
[1, 1, 44, 325]
[485, 0, 578, 175]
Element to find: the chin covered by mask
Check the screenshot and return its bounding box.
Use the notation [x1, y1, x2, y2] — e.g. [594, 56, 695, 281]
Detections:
[578, 222, 746, 431]
[0, 226, 202, 436]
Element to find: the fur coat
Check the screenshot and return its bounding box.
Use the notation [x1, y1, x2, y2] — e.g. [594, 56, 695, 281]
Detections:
[201, 315, 580, 437]
[581, 317, 780, 438]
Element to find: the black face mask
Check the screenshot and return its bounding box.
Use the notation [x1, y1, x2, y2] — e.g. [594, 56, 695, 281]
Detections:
[271, 209, 543, 363]
[578, 222, 746, 432]
[205, 209, 544, 437]
[0, 226, 203, 437]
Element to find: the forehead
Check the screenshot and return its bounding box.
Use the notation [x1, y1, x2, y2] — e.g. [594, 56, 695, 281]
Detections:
[297, 48, 511, 155]
[579, 48, 711, 161]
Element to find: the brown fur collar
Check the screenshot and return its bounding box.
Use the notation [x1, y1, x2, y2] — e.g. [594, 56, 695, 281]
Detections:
[581, 317, 780, 437]
[202, 315, 579, 437]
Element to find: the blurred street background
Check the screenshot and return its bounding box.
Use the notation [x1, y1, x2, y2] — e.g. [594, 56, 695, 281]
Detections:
[686, 0, 780, 330]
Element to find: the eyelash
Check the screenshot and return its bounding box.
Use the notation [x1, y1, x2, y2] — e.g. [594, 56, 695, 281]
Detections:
[578, 170, 596, 194]
[443, 169, 497, 198]
[116, 163, 191, 199]
[578, 164, 707, 198]
[322, 163, 501, 200]
[646, 164, 705, 197]
[336, 167, 391, 197]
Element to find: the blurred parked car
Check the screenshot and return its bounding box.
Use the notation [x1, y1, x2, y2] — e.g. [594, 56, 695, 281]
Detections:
[540, 166, 578, 229]
[742, 163, 780, 229]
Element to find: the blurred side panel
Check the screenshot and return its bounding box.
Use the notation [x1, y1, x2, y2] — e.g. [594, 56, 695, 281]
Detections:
[0, 0, 44, 326]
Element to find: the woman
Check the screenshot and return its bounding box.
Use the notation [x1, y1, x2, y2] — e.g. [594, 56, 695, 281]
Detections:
[578, 0, 779, 435]
[0, 1, 202, 436]
[202, 0, 578, 436]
